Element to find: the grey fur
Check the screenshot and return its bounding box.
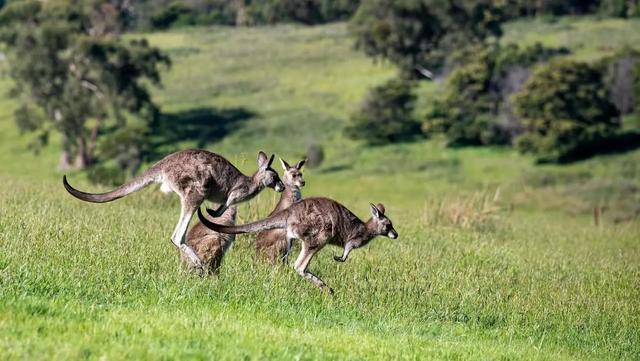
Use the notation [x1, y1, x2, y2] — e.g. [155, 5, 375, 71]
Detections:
[181, 205, 237, 275]
[255, 157, 306, 264]
[63, 149, 284, 270]
[197, 197, 398, 293]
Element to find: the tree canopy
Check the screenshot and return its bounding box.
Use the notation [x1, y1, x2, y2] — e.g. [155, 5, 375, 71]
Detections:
[0, 0, 170, 170]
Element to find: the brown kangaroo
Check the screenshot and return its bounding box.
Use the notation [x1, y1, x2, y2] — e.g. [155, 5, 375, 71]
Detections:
[255, 158, 306, 264]
[63, 149, 284, 269]
[181, 205, 237, 275]
[197, 198, 398, 293]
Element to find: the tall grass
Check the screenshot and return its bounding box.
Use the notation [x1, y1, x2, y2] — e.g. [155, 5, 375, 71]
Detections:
[0, 20, 639, 360]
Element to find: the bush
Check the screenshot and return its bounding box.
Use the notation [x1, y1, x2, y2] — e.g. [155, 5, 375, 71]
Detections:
[423, 43, 568, 146]
[512, 59, 620, 162]
[345, 78, 420, 145]
[350, 0, 508, 76]
[599, 0, 640, 17]
[150, 3, 193, 29]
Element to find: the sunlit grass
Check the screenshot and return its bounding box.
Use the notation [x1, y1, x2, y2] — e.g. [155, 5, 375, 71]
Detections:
[0, 20, 639, 360]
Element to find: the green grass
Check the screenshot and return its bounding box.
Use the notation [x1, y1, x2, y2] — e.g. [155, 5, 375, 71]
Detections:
[502, 16, 640, 60]
[1, 21, 639, 360]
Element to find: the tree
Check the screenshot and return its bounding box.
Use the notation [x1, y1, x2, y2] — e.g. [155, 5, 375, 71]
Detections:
[349, 0, 508, 76]
[512, 59, 620, 162]
[423, 43, 568, 146]
[346, 78, 420, 145]
[0, 0, 170, 170]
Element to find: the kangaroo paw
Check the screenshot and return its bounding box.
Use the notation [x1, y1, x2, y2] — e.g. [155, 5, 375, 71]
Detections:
[333, 255, 345, 262]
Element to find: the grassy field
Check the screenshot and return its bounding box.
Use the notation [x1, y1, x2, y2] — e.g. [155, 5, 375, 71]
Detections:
[1, 20, 639, 360]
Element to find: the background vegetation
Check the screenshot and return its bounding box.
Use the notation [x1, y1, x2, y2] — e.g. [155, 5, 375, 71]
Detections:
[0, 1, 638, 360]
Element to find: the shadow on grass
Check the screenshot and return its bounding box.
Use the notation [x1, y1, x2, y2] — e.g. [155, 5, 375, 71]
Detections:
[147, 107, 256, 160]
[555, 131, 640, 163]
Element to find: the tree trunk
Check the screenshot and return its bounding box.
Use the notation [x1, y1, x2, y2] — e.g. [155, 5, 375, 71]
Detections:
[74, 136, 88, 169]
[58, 134, 73, 171]
[87, 123, 99, 165]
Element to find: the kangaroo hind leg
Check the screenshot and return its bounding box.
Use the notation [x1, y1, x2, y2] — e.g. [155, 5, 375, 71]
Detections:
[171, 193, 204, 270]
[294, 243, 332, 294]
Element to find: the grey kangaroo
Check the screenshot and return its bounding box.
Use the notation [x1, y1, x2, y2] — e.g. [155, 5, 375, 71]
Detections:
[181, 205, 237, 275]
[63, 149, 284, 269]
[255, 158, 306, 264]
[197, 198, 398, 293]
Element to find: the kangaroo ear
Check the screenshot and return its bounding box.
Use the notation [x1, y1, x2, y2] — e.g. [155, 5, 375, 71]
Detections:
[279, 158, 291, 170]
[267, 154, 275, 168]
[257, 151, 268, 168]
[295, 158, 306, 170]
[370, 203, 381, 219]
[376, 203, 386, 215]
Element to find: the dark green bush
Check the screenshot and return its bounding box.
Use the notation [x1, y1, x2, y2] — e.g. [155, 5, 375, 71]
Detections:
[423, 43, 568, 146]
[599, 0, 640, 17]
[150, 3, 193, 29]
[346, 78, 420, 145]
[512, 59, 620, 162]
[350, 0, 508, 76]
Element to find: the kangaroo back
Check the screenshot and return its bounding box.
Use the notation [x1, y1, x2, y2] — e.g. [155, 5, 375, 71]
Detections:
[63, 167, 160, 203]
[197, 207, 287, 234]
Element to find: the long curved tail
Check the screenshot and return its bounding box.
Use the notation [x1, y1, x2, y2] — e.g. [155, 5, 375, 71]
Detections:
[63, 167, 160, 203]
[197, 207, 287, 234]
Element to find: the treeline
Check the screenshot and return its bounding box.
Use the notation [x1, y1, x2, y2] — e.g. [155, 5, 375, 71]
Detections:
[133, 0, 360, 29]
[129, 0, 640, 29]
[346, 0, 640, 162]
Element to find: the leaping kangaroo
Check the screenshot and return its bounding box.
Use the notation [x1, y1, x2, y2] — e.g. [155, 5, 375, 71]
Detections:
[197, 197, 398, 293]
[255, 157, 306, 264]
[63, 149, 284, 269]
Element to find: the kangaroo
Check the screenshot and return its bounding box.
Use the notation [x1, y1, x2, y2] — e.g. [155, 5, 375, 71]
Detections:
[181, 205, 237, 275]
[197, 198, 398, 293]
[63, 149, 284, 269]
[255, 158, 306, 264]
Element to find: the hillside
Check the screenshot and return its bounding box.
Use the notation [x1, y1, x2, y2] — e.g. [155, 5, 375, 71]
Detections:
[0, 19, 639, 360]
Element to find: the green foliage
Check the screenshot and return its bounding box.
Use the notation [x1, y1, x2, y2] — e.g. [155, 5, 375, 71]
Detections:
[512, 59, 621, 162]
[0, 0, 169, 170]
[599, 0, 640, 17]
[350, 0, 509, 75]
[423, 43, 568, 146]
[150, 2, 194, 29]
[346, 78, 420, 145]
[0, 22, 639, 360]
[141, 0, 360, 28]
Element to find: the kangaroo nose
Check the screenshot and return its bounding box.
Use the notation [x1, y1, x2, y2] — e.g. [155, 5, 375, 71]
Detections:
[275, 182, 284, 192]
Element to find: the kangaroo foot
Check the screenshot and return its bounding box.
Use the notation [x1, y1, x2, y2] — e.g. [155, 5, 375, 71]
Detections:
[180, 244, 204, 269]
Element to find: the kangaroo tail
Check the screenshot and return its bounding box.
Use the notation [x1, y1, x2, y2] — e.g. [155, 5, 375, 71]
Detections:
[63, 167, 160, 203]
[197, 207, 286, 234]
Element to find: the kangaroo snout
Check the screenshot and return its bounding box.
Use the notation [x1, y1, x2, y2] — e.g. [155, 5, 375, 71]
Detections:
[388, 229, 398, 239]
[274, 181, 285, 192]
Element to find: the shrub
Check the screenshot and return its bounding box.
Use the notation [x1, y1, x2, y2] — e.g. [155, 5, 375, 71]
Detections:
[512, 59, 620, 162]
[345, 78, 420, 145]
[350, 0, 508, 76]
[150, 3, 193, 29]
[423, 43, 568, 146]
[305, 143, 324, 169]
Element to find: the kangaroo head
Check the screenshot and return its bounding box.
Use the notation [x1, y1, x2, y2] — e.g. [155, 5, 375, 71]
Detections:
[368, 203, 398, 239]
[256, 151, 284, 192]
[279, 158, 306, 189]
